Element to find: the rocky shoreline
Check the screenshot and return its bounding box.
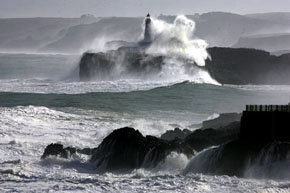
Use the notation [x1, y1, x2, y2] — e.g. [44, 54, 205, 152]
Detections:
[41, 113, 239, 171]
[41, 112, 290, 178]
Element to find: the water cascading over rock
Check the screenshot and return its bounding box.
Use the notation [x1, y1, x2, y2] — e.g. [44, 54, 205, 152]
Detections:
[184, 106, 290, 179]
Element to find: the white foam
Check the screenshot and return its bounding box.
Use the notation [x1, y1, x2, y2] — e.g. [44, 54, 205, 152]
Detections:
[147, 15, 208, 67]
[0, 78, 185, 94]
[0, 105, 289, 192]
[183, 146, 221, 175]
[156, 152, 189, 171]
[142, 15, 219, 85]
[206, 113, 220, 121]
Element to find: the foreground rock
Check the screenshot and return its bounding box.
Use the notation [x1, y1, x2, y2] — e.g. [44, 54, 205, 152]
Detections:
[184, 139, 290, 179]
[42, 122, 240, 171]
[41, 127, 198, 171]
[160, 113, 241, 142]
[41, 143, 96, 159]
[41, 144, 75, 159]
[41, 108, 290, 178]
[160, 128, 191, 141]
[184, 109, 290, 179]
[183, 121, 240, 152]
[90, 127, 193, 171]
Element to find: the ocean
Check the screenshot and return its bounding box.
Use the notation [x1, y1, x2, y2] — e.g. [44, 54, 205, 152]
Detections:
[0, 53, 290, 192]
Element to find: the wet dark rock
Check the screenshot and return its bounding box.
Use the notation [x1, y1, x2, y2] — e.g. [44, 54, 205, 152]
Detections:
[184, 139, 290, 178]
[79, 52, 115, 81]
[87, 122, 240, 171]
[79, 48, 164, 81]
[160, 128, 191, 141]
[184, 110, 290, 178]
[41, 143, 75, 159]
[41, 115, 241, 171]
[206, 47, 290, 85]
[79, 46, 290, 85]
[41, 108, 290, 177]
[90, 127, 194, 171]
[183, 121, 240, 152]
[41, 143, 96, 159]
[77, 147, 97, 155]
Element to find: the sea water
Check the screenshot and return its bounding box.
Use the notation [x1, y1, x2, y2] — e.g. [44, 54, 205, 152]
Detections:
[0, 53, 290, 192]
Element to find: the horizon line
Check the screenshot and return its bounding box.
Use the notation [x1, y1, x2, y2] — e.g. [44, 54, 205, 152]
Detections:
[0, 11, 290, 19]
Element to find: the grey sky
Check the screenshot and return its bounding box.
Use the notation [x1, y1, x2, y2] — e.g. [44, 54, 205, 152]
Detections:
[0, 0, 289, 18]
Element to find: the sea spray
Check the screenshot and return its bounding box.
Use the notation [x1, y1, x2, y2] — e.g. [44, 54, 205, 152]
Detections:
[244, 142, 290, 180]
[78, 15, 219, 85]
[183, 141, 290, 180]
[144, 15, 218, 84]
[183, 146, 222, 175]
[156, 152, 189, 171]
[147, 15, 209, 67]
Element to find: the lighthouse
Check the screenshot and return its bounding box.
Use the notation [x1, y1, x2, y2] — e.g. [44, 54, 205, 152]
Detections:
[143, 13, 152, 43]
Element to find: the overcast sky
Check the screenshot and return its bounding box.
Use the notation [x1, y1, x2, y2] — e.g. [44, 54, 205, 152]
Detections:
[0, 0, 289, 18]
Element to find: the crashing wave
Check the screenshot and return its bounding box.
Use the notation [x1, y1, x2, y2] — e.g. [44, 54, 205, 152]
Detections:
[146, 15, 209, 67]
[79, 14, 219, 85]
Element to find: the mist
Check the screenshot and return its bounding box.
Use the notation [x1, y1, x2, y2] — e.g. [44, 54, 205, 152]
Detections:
[0, 0, 290, 18]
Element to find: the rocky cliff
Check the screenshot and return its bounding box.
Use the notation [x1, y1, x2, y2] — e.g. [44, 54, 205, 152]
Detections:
[79, 47, 290, 85]
[206, 47, 290, 85]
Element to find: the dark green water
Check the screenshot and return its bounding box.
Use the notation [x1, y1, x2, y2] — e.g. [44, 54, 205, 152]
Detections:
[1, 82, 290, 115]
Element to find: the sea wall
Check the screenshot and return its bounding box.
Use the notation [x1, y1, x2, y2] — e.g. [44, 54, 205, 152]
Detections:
[240, 111, 290, 142]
